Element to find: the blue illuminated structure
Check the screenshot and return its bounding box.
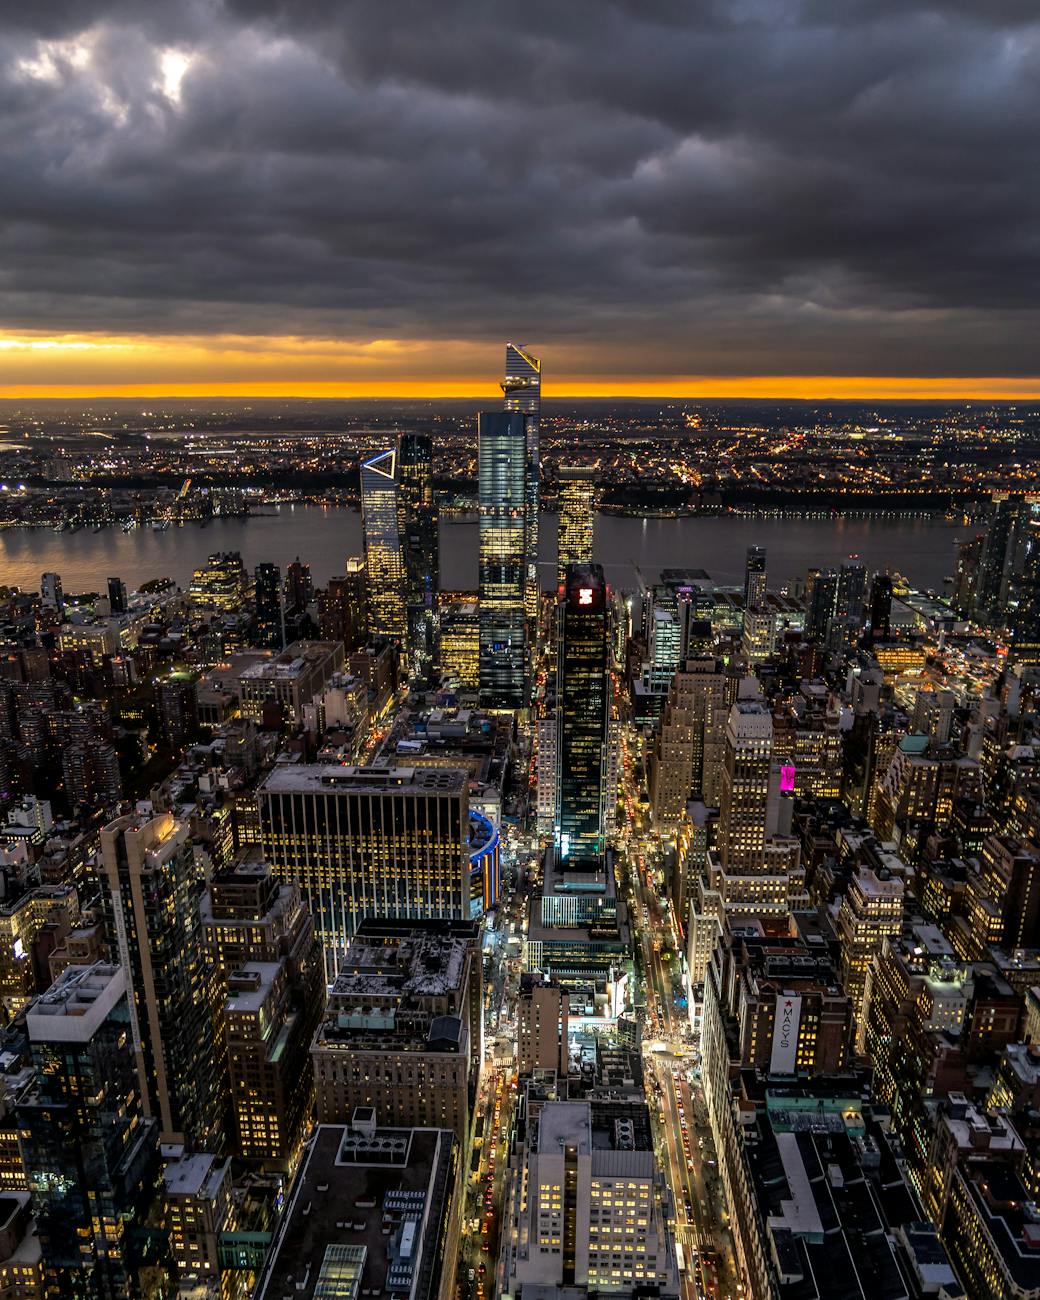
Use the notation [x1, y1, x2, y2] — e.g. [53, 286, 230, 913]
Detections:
[468, 810, 501, 917]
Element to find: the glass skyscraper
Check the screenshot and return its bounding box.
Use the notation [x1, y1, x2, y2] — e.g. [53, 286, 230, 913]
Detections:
[502, 343, 541, 673]
[478, 410, 528, 709]
[19, 965, 170, 1298]
[361, 447, 407, 642]
[557, 466, 596, 587]
[556, 563, 609, 862]
[398, 432, 439, 680]
[255, 561, 284, 648]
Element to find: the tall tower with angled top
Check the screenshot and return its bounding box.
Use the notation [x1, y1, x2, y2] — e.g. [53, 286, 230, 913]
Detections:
[502, 343, 541, 695]
[361, 447, 407, 642]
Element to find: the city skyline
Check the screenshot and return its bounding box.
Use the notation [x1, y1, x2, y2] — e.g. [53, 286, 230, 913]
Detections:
[4, 2, 1040, 1295]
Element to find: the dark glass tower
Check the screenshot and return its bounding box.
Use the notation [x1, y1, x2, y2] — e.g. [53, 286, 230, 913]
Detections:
[478, 411, 527, 709]
[556, 563, 609, 863]
[19, 964, 170, 1299]
[805, 568, 838, 642]
[107, 576, 127, 615]
[284, 557, 313, 616]
[868, 572, 893, 640]
[502, 343, 541, 695]
[1008, 508, 1040, 665]
[398, 432, 440, 681]
[976, 494, 1021, 618]
[255, 561, 284, 649]
[830, 561, 867, 649]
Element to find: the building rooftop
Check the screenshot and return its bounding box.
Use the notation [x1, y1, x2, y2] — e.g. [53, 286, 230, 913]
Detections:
[739, 1078, 946, 1300]
[254, 1119, 454, 1300]
[226, 962, 282, 1014]
[331, 930, 470, 1001]
[960, 1162, 1040, 1293]
[237, 640, 341, 682]
[260, 763, 468, 797]
[26, 963, 125, 1043]
[163, 1151, 228, 1200]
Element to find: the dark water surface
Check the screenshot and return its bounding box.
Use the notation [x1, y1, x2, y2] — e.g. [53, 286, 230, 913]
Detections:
[0, 506, 964, 595]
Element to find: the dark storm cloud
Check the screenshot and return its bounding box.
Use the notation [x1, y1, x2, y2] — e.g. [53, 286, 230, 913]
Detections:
[1, 0, 1038, 375]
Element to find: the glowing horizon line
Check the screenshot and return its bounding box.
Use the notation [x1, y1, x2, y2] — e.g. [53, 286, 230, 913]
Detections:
[2, 375, 1040, 401]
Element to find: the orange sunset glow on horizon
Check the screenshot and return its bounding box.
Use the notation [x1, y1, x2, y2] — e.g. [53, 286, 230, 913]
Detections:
[0, 331, 1038, 403]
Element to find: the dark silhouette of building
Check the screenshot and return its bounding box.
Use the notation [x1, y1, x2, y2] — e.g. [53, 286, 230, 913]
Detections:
[254, 562, 284, 649]
[556, 563, 609, 864]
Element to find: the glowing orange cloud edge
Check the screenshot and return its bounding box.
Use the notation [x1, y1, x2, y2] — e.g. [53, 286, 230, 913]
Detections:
[3, 377, 1040, 400]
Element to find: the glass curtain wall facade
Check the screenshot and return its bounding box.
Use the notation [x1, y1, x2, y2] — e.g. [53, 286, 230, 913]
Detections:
[557, 466, 596, 588]
[502, 343, 541, 688]
[556, 563, 609, 862]
[478, 411, 528, 709]
[254, 562, 284, 649]
[361, 448, 407, 642]
[397, 433, 439, 680]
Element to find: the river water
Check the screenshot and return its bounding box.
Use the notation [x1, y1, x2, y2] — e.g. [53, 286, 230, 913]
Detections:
[0, 506, 964, 595]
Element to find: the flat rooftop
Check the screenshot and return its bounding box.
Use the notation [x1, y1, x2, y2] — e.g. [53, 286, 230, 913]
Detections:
[238, 640, 341, 681]
[26, 963, 125, 1043]
[260, 763, 468, 797]
[255, 1123, 454, 1300]
[163, 1152, 227, 1199]
[225, 962, 282, 1014]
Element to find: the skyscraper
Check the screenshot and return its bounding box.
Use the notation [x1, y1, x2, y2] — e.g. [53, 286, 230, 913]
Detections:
[830, 561, 867, 650]
[257, 764, 471, 978]
[157, 671, 199, 750]
[478, 410, 528, 709]
[106, 576, 127, 615]
[254, 562, 284, 649]
[717, 701, 773, 880]
[868, 571, 893, 640]
[975, 493, 1022, 618]
[556, 563, 609, 863]
[361, 448, 407, 642]
[744, 546, 767, 611]
[710, 696, 803, 917]
[556, 465, 596, 586]
[19, 964, 170, 1299]
[397, 432, 439, 680]
[283, 557, 313, 617]
[649, 658, 727, 831]
[502, 343, 541, 632]
[805, 567, 838, 642]
[1006, 507, 1040, 665]
[100, 813, 229, 1150]
[201, 861, 325, 1173]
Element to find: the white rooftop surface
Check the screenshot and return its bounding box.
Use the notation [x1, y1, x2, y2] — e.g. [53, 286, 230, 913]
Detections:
[769, 1131, 824, 1238]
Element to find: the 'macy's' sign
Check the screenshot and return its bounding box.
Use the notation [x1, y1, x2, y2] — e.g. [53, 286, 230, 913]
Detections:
[770, 995, 802, 1074]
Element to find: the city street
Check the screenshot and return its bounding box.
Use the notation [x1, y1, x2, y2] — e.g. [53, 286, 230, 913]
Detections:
[617, 723, 741, 1300]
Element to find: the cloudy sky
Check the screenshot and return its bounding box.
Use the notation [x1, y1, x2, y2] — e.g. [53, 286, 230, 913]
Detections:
[1, 1, 1038, 397]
